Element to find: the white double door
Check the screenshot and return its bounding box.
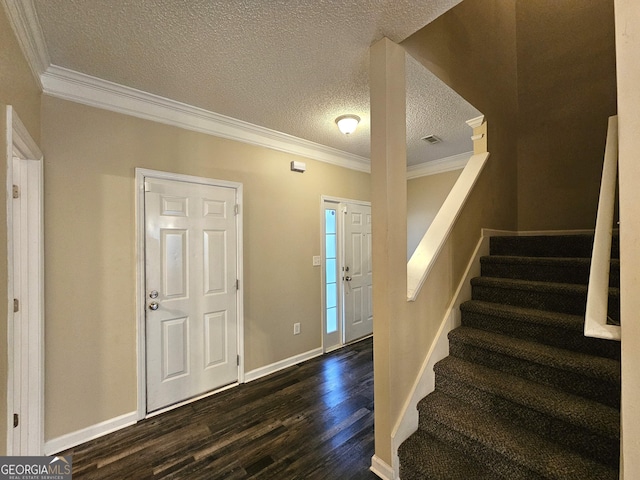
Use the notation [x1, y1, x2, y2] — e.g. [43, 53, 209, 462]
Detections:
[144, 177, 239, 412]
[324, 200, 372, 350]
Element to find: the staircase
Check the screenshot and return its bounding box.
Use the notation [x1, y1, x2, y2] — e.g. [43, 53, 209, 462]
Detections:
[398, 234, 621, 479]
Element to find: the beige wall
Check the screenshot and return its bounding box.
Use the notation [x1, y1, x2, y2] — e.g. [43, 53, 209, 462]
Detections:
[40, 96, 370, 440]
[402, 0, 519, 229]
[407, 169, 462, 257]
[0, 5, 42, 455]
[404, 0, 617, 232]
[615, 0, 640, 477]
[516, 0, 617, 230]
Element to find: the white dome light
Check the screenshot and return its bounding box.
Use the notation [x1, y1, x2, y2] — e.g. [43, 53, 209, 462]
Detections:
[335, 114, 360, 135]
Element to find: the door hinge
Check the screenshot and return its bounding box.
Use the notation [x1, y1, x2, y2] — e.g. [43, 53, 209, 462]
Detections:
[13, 299, 19, 313]
[13, 413, 18, 428]
[234, 204, 239, 215]
[235, 279, 240, 290]
[12, 185, 19, 199]
[237, 355, 240, 366]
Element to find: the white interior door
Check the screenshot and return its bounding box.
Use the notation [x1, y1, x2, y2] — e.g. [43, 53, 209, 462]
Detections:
[145, 177, 239, 412]
[343, 203, 373, 343]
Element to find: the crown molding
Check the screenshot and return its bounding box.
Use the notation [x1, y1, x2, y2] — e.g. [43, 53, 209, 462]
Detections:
[406, 151, 471, 179]
[40, 65, 371, 173]
[1, 0, 50, 88]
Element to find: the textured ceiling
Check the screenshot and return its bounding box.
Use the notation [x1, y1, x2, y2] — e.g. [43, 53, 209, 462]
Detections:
[32, 0, 479, 166]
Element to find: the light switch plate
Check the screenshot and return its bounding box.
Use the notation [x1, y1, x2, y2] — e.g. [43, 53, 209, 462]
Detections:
[312, 256, 321, 266]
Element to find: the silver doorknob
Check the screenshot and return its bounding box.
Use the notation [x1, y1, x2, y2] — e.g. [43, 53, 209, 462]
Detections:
[344, 275, 352, 282]
[148, 301, 159, 311]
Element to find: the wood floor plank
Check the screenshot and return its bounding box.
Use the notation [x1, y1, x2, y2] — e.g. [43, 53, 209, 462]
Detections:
[58, 337, 378, 479]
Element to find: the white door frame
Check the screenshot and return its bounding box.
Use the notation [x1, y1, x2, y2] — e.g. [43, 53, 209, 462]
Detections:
[320, 196, 371, 352]
[5, 106, 44, 455]
[135, 168, 244, 419]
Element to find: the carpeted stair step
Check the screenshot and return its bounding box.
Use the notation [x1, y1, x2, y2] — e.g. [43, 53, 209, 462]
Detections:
[416, 391, 618, 480]
[480, 255, 620, 287]
[448, 326, 620, 408]
[471, 276, 620, 320]
[398, 430, 501, 480]
[433, 356, 620, 466]
[460, 300, 620, 360]
[490, 234, 619, 259]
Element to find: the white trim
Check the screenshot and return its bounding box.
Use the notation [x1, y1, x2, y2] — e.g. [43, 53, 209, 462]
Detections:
[0, 0, 49, 87]
[466, 115, 485, 129]
[135, 168, 244, 419]
[391, 232, 487, 479]
[6, 106, 44, 456]
[585, 116, 620, 341]
[370, 455, 395, 480]
[407, 152, 489, 301]
[41, 65, 371, 173]
[406, 151, 471, 179]
[43, 411, 137, 455]
[320, 195, 371, 207]
[244, 347, 323, 383]
[10, 113, 42, 161]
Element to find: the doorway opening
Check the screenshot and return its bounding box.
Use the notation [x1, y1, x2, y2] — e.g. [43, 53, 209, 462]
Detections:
[321, 197, 372, 353]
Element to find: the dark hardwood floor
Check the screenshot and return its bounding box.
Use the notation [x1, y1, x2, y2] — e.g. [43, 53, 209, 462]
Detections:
[58, 337, 378, 480]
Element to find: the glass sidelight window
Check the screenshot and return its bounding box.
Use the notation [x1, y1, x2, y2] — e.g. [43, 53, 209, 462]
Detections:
[325, 209, 338, 334]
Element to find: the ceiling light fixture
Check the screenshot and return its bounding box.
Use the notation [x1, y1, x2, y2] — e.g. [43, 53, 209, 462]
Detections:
[335, 114, 361, 135]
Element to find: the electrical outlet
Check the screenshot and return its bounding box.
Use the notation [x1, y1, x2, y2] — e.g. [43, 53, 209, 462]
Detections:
[294, 323, 301, 335]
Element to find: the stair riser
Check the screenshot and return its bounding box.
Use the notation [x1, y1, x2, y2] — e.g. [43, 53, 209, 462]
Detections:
[448, 341, 620, 408]
[398, 433, 500, 480]
[418, 410, 545, 480]
[480, 260, 620, 288]
[471, 284, 620, 319]
[490, 235, 620, 259]
[431, 373, 620, 467]
[460, 310, 621, 360]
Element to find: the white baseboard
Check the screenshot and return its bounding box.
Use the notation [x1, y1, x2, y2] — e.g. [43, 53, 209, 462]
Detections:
[371, 455, 396, 479]
[43, 348, 324, 454]
[391, 232, 490, 478]
[44, 411, 138, 455]
[244, 347, 323, 383]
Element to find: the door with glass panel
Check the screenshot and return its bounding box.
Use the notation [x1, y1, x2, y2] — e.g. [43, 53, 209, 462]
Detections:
[322, 199, 372, 352]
